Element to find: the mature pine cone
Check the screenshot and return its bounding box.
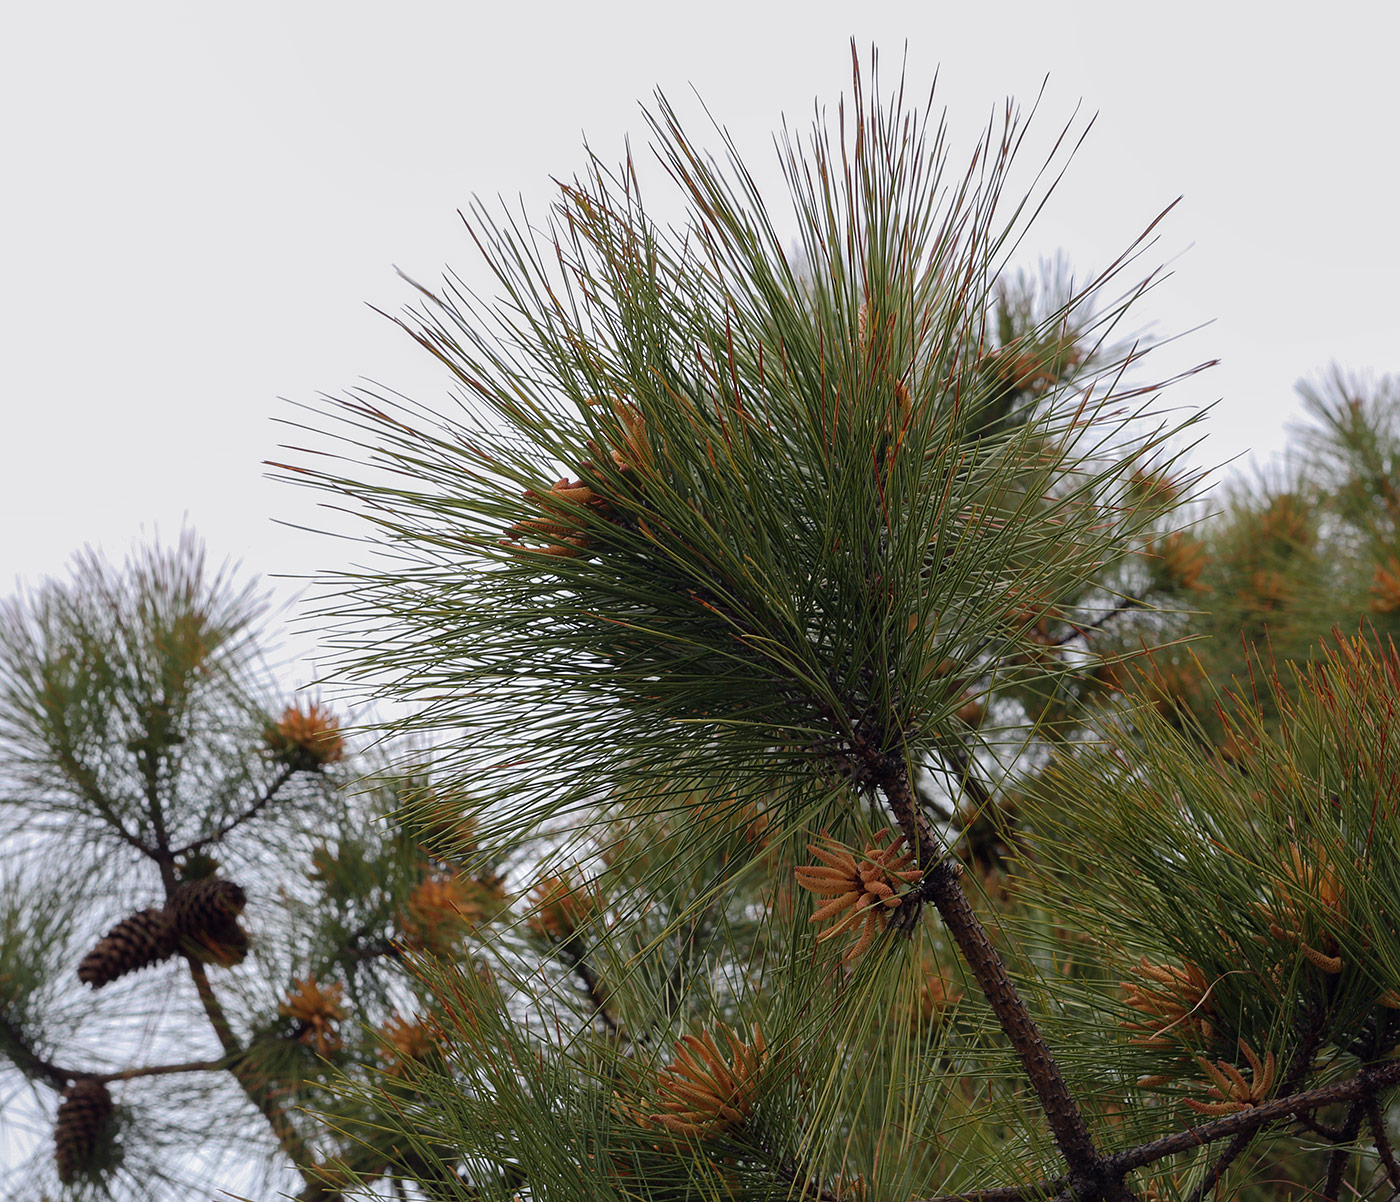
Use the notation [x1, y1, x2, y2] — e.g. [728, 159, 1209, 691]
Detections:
[54, 1078, 113, 1184]
[170, 877, 249, 967]
[77, 907, 178, 988]
[186, 919, 250, 967]
[170, 877, 246, 937]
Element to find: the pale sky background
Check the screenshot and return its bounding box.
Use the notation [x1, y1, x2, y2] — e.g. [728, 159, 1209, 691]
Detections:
[3, 1, 1397, 683]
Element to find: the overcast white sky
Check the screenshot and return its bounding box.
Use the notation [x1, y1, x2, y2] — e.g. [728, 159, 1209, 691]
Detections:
[3, 1, 1397, 680]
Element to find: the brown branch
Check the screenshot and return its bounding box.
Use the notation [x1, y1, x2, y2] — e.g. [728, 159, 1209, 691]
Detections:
[0, 1010, 74, 1089]
[877, 757, 1120, 1197]
[876, 754, 940, 870]
[1109, 1059, 1400, 1175]
[919, 1054, 1400, 1202]
[95, 1056, 231, 1084]
[920, 860, 1118, 1194]
[1295, 1112, 1348, 1141]
[2, 990, 234, 1091]
[1365, 1094, 1400, 1194]
[1183, 1130, 1252, 1202]
[186, 957, 319, 1186]
[1322, 1099, 1366, 1202]
[172, 761, 299, 857]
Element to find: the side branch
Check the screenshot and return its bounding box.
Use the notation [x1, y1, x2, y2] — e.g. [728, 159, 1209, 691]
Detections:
[1109, 1058, 1400, 1174]
[1051, 593, 1148, 648]
[55, 746, 154, 856]
[917, 1059, 1400, 1202]
[559, 937, 626, 1039]
[98, 1056, 232, 1083]
[0, 1010, 74, 1089]
[173, 762, 299, 857]
[1365, 1094, 1400, 1192]
[1, 1003, 229, 1089]
[1184, 1019, 1326, 1202]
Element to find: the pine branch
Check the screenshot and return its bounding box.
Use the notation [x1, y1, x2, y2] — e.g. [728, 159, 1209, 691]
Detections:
[314, 920, 402, 984]
[186, 958, 319, 1186]
[558, 936, 625, 1039]
[1185, 1017, 1327, 1202]
[2, 1006, 229, 1089]
[135, 719, 171, 856]
[0, 1009, 73, 1089]
[1182, 1131, 1252, 1202]
[1321, 1099, 1365, 1202]
[1295, 1112, 1348, 1141]
[97, 1056, 231, 1084]
[1365, 1094, 1400, 1193]
[53, 744, 153, 856]
[171, 761, 299, 857]
[924, 1059, 1400, 1202]
[660, 900, 718, 1025]
[1108, 1059, 1400, 1175]
[877, 757, 1123, 1199]
[875, 755, 940, 871]
[1050, 593, 1149, 648]
[932, 736, 994, 814]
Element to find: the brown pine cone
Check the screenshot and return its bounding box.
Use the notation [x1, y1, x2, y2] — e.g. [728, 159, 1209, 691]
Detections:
[77, 907, 178, 988]
[169, 877, 250, 967]
[54, 1078, 114, 1183]
[185, 920, 250, 967]
[170, 877, 246, 937]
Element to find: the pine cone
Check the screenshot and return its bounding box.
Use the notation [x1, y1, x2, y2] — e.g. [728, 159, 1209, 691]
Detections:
[171, 877, 249, 966]
[170, 877, 246, 936]
[279, 975, 347, 1055]
[794, 829, 922, 961]
[399, 873, 504, 954]
[54, 1078, 113, 1184]
[379, 1012, 434, 1077]
[186, 920, 250, 967]
[77, 907, 178, 988]
[525, 873, 601, 943]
